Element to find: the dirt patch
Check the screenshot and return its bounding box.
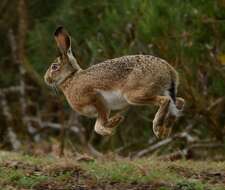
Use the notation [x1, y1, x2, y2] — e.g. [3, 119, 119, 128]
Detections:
[2, 159, 44, 178]
[47, 164, 82, 177]
[168, 165, 195, 178]
[197, 171, 225, 184]
[35, 164, 172, 190]
[3, 160, 42, 171]
[168, 165, 225, 185]
[35, 181, 172, 190]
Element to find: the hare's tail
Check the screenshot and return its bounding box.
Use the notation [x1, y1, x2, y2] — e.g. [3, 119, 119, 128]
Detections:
[168, 66, 179, 103]
[168, 80, 176, 103]
[166, 67, 180, 116]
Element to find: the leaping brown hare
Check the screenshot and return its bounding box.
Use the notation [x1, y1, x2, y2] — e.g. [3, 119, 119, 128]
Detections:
[44, 26, 185, 139]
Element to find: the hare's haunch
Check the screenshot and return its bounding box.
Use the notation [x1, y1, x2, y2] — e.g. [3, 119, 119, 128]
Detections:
[44, 26, 185, 139]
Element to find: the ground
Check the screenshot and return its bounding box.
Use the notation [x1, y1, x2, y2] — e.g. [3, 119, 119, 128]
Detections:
[0, 151, 225, 190]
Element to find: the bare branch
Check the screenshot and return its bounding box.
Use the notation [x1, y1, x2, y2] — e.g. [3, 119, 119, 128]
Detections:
[0, 92, 21, 150]
[135, 137, 173, 158]
[134, 122, 195, 158]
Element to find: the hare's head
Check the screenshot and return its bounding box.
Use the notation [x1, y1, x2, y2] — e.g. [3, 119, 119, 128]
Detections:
[44, 26, 81, 87]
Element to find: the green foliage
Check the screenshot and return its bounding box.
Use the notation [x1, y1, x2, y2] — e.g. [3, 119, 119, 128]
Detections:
[1, 0, 225, 154]
[0, 167, 47, 188]
[175, 181, 205, 190]
[27, 0, 225, 96]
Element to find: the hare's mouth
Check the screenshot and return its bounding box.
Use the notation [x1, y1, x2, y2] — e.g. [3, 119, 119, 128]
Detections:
[44, 77, 59, 95]
[44, 74, 54, 86]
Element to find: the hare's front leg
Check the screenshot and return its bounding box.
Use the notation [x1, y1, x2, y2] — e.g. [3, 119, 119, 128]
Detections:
[93, 93, 124, 136]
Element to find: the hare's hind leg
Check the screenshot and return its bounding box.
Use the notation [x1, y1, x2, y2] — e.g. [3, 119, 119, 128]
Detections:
[152, 97, 173, 138]
[125, 92, 176, 138]
[161, 97, 185, 134]
[153, 97, 185, 138]
[93, 93, 124, 136]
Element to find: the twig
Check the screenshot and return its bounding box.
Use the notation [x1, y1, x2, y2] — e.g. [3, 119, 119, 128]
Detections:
[134, 122, 195, 158]
[87, 143, 103, 157]
[160, 142, 224, 161]
[207, 97, 225, 111]
[190, 143, 224, 149]
[0, 86, 35, 94]
[135, 137, 173, 158]
[160, 149, 189, 161]
[8, 28, 37, 139]
[0, 92, 21, 150]
[59, 110, 66, 157]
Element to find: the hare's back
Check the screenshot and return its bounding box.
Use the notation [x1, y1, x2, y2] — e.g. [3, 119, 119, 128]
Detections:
[87, 55, 170, 80]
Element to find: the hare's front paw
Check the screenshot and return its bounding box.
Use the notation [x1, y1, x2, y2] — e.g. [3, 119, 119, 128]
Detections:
[106, 114, 124, 128]
[94, 114, 124, 136]
[95, 125, 113, 136]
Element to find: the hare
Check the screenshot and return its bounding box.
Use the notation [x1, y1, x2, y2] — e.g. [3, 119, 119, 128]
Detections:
[44, 26, 185, 138]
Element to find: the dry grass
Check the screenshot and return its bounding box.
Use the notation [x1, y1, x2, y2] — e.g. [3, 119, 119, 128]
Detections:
[0, 151, 225, 190]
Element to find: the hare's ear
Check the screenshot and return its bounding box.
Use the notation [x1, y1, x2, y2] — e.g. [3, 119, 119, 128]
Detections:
[54, 26, 71, 54]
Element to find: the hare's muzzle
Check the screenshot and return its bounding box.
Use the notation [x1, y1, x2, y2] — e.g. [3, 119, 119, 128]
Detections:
[44, 74, 53, 86]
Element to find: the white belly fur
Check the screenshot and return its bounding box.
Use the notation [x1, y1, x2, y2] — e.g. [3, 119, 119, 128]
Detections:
[98, 90, 128, 110]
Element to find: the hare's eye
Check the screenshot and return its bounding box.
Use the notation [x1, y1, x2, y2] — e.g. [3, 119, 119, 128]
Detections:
[51, 64, 59, 71]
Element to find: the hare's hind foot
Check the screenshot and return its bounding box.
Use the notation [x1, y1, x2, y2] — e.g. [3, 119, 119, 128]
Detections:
[153, 113, 176, 139]
[153, 98, 171, 138]
[94, 124, 113, 136]
[176, 97, 185, 111]
[153, 125, 173, 139]
[153, 97, 185, 139]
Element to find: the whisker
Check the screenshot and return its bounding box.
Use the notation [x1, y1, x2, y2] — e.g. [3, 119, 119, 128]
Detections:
[52, 84, 59, 96]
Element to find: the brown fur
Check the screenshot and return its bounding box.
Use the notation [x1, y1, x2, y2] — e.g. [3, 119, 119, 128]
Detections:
[44, 27, 185, 138]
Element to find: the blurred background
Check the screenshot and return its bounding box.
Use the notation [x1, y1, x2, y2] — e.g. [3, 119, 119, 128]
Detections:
[0, 0, 225, 160]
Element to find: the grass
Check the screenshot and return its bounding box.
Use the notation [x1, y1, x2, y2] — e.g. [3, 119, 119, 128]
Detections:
[82, 158, 225, 190]
[0, 151, 225, 190]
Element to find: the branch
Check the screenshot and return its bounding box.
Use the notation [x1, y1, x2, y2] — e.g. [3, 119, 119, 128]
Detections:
[135, 137, 173, 158]
[161, 142, 224, 161]
[0, 86, 20, 94]
[0, 92, 21, 150]
[134, 123, 195, 158]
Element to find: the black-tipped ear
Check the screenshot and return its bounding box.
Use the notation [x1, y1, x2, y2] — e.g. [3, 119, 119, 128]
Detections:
[54, 26, 64, 36]
[54, 26, 71, 54]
